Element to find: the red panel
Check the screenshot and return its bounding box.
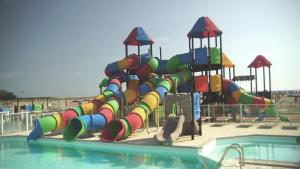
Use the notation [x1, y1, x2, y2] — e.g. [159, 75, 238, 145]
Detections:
[252, 97, 265, 109]
[99, 108, 114, 123]
[125, 113, 143, 132]
[136, 64, 152, 80]
[195, 75, 208, 92]
[60, 110, 78, 127]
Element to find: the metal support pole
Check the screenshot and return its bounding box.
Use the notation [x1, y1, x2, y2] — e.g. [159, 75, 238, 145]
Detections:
[250, 68, 253, 94]
[208, 33, 211, 103]
[220, 34, 224, 102]
[263, 66, 266, 92]
[159, 46, 162, 60]
[150, 44, 153, 56]
[255, 68, 258, 96]
[269, 66, 272, 99]
[1, 113, 3, 135]
[191, 37, 195, 140]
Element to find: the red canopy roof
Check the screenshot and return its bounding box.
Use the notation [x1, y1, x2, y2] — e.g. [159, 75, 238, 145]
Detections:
[123, 27, 154, 46]
[187, 16, 222, 38]
[248, 55, 272, 68]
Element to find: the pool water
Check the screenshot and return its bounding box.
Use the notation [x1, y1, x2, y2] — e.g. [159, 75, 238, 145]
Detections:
[0, 137, 216, 169]
[204, 135, 300, 164]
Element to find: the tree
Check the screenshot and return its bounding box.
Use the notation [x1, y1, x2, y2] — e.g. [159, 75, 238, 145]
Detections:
[0, 90, 17, 100]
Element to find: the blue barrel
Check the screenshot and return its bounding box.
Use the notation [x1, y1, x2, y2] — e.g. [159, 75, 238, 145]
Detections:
[105, 62, 120, 76]
[128, 75, 139, 80]
[91, 114, 106, 130]
[80, 115, 93, 131]
[139, 83, 151, 96]
[114, 92, 125, 105]
[106, 83, 119, 93]
[227, 82, 239, 96]
[140, 53, 151, 65]
[155, 86, 168, 100]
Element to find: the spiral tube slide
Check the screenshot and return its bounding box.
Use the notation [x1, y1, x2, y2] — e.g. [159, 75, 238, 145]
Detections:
[27, 78, 122, 141]
[104, 54, 139, 77]
[101, 67, 192, 142]
[63, 74, 161, 141]
[222, 79, 288, 121]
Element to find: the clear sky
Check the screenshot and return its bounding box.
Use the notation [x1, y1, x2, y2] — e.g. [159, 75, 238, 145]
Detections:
[0, 0, 299, 97]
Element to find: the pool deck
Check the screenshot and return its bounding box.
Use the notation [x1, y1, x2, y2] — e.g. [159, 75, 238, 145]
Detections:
[6, 121, 300, 148]
[3, 122, 300, 169]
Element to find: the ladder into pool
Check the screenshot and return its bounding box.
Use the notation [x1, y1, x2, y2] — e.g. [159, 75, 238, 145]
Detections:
[217, 143, 245, 169]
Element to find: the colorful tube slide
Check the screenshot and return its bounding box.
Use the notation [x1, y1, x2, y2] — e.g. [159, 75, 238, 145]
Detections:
[101, 67, 192, 141]
[63, 74, 161, 141]
[222, 79, 288, 121]
[27, 53, 158, 141]
[27, 78, 122, 141]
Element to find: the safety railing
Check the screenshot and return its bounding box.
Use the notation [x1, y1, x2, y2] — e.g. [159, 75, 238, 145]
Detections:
[0, 111, 56, 135]
[217, 143, 245, 169]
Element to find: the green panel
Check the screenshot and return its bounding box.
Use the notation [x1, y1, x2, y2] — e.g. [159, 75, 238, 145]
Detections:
[239, 92, 254, 104]
[103, 90, 113, 98]
[63, 118, 86, 141]
[120, 119, 132, 138]
[210, 48, 221, 64]
[33, 104, 42, 111]
[158, 80, 171, 91]
[147, 57, 159, 71]
[99, 77, 109, 88]
[106, 99, 120, 114]
[166, 55, 180, 73]
[39, 116, 57, 133]
[150, 74, 160, 87]
[72, 106, 84, 116]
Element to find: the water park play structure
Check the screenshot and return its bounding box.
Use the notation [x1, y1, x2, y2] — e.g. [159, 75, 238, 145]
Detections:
[27, 16, 288, 143]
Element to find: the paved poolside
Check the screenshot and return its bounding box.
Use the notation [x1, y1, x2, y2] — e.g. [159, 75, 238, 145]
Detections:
[3, 122, 300, 169]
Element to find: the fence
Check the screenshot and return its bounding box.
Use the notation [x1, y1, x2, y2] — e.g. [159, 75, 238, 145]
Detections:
[0, 111, 56, 135]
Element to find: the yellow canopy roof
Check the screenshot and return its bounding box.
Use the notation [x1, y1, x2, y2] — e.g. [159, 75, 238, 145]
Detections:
[222, 52, 235, 68]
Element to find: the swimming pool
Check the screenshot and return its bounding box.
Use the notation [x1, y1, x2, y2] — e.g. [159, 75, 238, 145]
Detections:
[0, 136, 216, 169]
[202, 135, 300, 164]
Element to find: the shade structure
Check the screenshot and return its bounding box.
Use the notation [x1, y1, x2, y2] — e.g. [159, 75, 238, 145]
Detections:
[248, 55, 272, 68]
[123, 27, 154, 46]
[222, 52, 235, 68]
[187, 16, 222, 38]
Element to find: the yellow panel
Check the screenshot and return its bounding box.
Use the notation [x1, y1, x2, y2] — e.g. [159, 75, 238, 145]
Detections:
[52, 114, 64, 129]
[81, 103, 94, 115]
[128, 80, 139, 90]
[142, 91, 160, 111]
[117, 58, 130, 70]
[101, 104, 114, 113]
[132, 107, 146, 121]
[124, 89, 138, 104]
[95, 95, 105, 102]
[222, 52, 235, 68]
[231, 90, 242, 102]
[210, 75, 222, 92]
